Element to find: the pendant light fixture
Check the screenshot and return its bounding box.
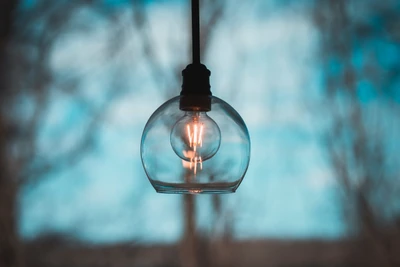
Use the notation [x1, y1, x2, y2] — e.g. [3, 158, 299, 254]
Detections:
[140, 0, 250, 194]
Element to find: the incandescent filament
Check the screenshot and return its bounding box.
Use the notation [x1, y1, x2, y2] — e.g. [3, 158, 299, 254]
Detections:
[186, 120, 204, 174]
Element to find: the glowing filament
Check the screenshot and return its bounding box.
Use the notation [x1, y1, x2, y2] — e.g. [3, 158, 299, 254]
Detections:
[186, 122, 204, 150]
[186, 121, 204, 174]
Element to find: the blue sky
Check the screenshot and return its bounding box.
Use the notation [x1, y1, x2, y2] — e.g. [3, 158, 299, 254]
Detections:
[19, 0, 346, 244]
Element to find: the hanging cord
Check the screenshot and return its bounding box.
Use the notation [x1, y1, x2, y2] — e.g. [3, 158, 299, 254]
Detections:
[191, 0, 200, 64]
[179, 0, 211, 111]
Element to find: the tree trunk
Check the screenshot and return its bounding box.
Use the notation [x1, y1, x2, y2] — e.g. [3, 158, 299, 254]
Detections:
[0, 1, 23, 267]
[180, 194, 198, 267]
[0, 154, 22, 267]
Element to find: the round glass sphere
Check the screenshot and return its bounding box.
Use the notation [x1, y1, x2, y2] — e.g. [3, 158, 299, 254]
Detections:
[141, 96, 250, 194]
[170, 111, 221, 162]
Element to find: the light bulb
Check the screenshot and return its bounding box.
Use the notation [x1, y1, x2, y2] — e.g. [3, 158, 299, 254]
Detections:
[170, 111, 221, 168]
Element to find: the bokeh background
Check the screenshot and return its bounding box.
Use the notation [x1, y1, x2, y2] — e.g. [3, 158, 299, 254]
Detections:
[1, 0, 400, 266]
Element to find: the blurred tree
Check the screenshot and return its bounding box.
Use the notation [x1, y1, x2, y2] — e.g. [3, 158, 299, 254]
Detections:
[0, 0, 141, 266]
[314, 0, 400, 266]
[1, 1, 24, 266]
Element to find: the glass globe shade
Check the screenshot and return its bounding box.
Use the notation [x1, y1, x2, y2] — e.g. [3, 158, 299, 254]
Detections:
[141, 96, 250, 194]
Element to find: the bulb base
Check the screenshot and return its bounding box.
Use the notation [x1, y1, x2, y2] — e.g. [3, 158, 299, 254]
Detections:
[179, 95, 211, 111]
[180, 64, 211, 111]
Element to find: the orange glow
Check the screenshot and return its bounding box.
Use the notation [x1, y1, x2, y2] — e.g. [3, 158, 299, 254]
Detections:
[185, 119, 204, 174]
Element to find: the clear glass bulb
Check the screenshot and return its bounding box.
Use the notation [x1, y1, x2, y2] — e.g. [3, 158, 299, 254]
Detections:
[170, 111, 221, 166]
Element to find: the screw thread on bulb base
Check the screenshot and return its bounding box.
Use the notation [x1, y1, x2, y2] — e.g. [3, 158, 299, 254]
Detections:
[180, 64, 212, 111]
